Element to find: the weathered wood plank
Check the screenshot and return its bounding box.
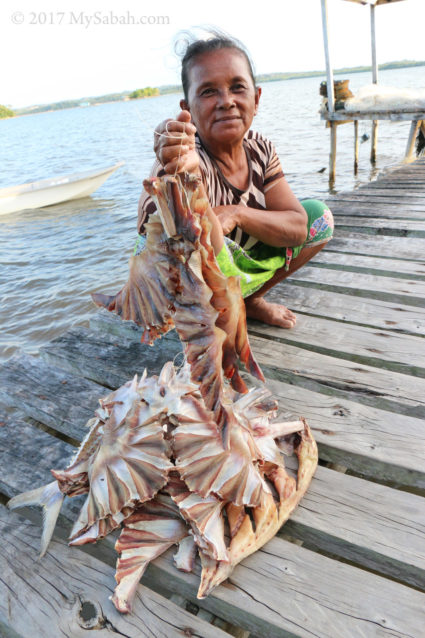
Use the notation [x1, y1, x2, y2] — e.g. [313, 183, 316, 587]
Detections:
[90, 316, 425, 487]
[0, 355, 105, 442]
[285, 462, 425, 590]
[328, 191, 425, 205]
[37, 325, 425, 419]
[248, 334, 425, 419]
[329, 232, 425, 260]
[40, 328, 182, 389]
[5, 497, 425, 638]
[334, 188, 425, 199]
[262, 376, 425, 488]
[328, 205, 425, 220]
[151, 538, 425, 638]
[93, 308, 425, 378]
[313, 251, 425, 279]
[248, 316, 425, 377]
[2, 413, 423, 593]
[288, 266, 425, 307]
[0, 412, 74, 498]
[4, 332, 421, 488]
[0, 506, 228, 638]
[267, 282, 425, 335]
[333, 216, 425, 237]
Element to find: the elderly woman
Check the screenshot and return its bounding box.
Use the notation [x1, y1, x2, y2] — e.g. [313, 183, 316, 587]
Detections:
[136, 35, 334, 328]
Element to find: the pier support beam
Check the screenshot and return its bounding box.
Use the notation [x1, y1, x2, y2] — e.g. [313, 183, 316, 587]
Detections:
[405, 120, 420, 162]
[354, 120, 359, 175]
[329, 121, 337, 185]
[371, 120, 378, 164]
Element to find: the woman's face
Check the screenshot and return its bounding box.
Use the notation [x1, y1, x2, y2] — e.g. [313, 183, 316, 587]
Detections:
[181, 48, 261, 150]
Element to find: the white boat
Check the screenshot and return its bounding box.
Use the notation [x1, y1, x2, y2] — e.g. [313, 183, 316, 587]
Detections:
[0, 162, 124, 215]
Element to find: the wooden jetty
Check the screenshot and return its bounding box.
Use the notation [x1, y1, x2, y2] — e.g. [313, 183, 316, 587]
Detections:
[1, 159, 425, 637]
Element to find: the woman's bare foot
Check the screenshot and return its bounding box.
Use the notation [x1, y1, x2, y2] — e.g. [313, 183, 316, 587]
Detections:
[245, 296, 296, 328]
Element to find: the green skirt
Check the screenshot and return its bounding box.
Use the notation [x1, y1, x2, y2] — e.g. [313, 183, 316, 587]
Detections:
[216, 199, 334, 297]
[133, 199, 334, 299]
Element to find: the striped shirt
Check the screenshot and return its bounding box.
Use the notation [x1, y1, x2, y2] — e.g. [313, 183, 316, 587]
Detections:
[137, 130, 284, 249]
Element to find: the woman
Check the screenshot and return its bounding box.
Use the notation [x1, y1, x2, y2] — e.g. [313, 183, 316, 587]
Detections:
[136, 35, 334, 328]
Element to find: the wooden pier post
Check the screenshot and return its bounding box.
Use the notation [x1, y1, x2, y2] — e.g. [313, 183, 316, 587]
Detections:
[405, 120, 420, 161]
[354, 120, 359, 174]
[371, 120, 378, 164]
[370, 4, 378, 165]
[329, 121, 337, 185]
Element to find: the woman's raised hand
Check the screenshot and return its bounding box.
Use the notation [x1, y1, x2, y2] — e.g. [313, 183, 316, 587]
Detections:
[154, 110, 199, 175]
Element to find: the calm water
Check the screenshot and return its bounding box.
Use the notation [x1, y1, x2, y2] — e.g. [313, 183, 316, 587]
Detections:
[1, 67, 423, 361]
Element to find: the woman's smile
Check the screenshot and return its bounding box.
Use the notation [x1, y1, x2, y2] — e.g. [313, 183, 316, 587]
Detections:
[181, 48, 260, 152]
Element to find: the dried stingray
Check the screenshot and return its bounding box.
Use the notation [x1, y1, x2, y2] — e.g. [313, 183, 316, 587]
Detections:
[8, 173, 318, 614]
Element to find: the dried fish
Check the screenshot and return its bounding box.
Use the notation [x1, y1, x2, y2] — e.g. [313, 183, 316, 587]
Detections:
[8, 173, 317, 614]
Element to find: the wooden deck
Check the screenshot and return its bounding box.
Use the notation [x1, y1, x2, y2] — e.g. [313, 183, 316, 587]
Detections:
[1, 159, 425, 637]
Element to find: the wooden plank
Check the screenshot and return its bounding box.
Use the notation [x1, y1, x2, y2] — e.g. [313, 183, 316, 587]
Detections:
[322, 110, 425, 121]
[0, 354, 104, 442]
[328, 197, 425, 212]
[95, 308, 425, 378]
[288, 265, 425, 308]
[36, 325, 425, 419]
[151, 538, 425, 638]
[248, 316, 425, 377]
[362, 183, 425, 193]
[40, 328, 182, 389]
[266, 283, 425, 335]
[335, 187, 425, 198]
[285, 463, 425, 590]
[3, 329, 419, 487]
[262, 376, 425, 488]
[248, 334, 425, 419]
[1, 413, 423, 591]
[0, 412, 74, 499]
[0, 507, 228, 638]
[333, 216, 425, 237]
[4, 496, 425, 638]
[313, 250, 425, 279]
[324, 232, 425, 260]
[85, 314, 425, 485]
[328, 191, 425, 205]
[327, 204, 425, 220]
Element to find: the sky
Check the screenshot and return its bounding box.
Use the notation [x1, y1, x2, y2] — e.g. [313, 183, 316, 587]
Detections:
[2, 0, 425, 108]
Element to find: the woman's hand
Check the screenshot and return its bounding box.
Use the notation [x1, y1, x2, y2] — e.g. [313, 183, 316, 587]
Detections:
[213, 205, 241, 236]
[154, 110, 199, 175]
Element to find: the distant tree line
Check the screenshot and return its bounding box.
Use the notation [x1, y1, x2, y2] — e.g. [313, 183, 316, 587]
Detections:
[256, 60, 425, 83]
[12, 59, 425, 116]
[0, 105, 15, 118]
[129, 87, 160, 99]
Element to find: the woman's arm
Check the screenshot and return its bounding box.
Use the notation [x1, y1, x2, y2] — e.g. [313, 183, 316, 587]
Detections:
[214, 176, 307, 248]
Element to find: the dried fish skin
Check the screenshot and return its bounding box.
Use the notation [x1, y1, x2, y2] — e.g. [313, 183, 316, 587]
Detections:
[7, 172, 318, 615]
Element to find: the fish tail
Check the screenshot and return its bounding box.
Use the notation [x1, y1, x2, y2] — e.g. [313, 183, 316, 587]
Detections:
[7, 481, 64, 557]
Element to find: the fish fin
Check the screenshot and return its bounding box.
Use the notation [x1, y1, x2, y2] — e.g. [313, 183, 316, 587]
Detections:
[8, 481, 64, 557]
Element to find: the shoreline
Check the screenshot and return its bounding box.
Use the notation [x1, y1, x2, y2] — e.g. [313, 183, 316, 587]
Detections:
[6, 60, 425, 119]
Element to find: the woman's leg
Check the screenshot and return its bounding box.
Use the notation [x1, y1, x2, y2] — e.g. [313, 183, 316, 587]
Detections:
[245, 201, 334, 328]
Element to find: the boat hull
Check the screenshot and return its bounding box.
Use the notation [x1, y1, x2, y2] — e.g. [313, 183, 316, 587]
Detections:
[0, 162, 124, 215]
